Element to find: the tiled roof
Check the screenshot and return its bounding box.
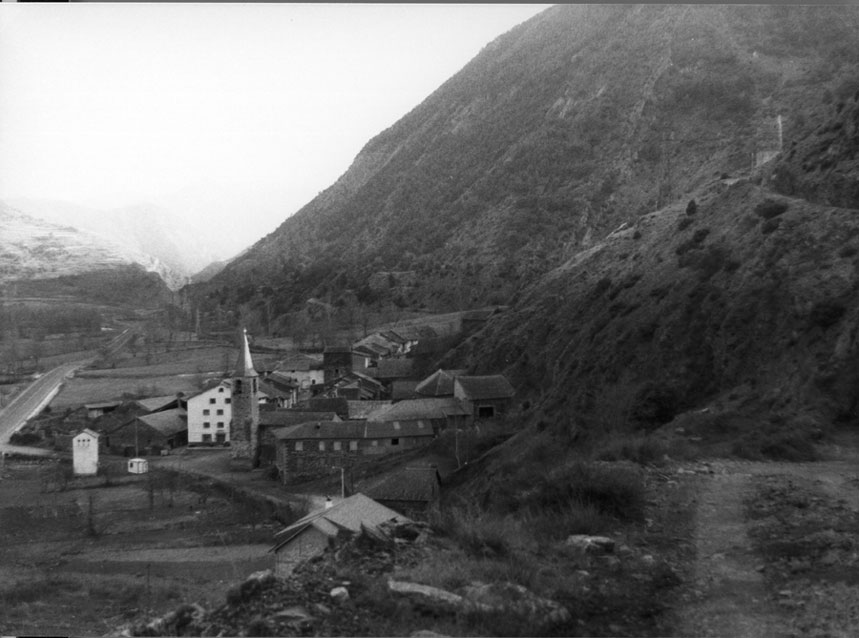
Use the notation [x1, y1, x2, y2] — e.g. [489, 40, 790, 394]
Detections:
[134, 395, 180, 413]
[347, 401, 392, 420]
[259, 410, 339, 427]
[138, 408, 187, 437]
[372, 358, 415, 380]
[415, 369, 468, 397]
[271, 419, 434, 441]
[455, 375, 515, 400]
[308, 398, 350, 416]
[391, 380, 420, 401]
[366, 397, 469, 422]
[76, 428, 100, 439]
[272, 493, 410, 552]
[360, 466, 441, 503]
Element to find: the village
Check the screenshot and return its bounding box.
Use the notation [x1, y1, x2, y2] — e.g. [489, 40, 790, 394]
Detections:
[5, 312, 518, 585]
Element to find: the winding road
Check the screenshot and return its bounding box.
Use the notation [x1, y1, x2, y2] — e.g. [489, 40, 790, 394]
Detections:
[0, 328, 133, 457]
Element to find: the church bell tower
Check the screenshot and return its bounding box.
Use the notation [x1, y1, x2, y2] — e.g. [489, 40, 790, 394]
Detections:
[230, 327, 259, 468]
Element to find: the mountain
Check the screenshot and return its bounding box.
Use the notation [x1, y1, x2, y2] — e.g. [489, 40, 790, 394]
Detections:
[7, 199, 220, 285]
[190, 4, 859, 324]
[0, 202, 185, 291]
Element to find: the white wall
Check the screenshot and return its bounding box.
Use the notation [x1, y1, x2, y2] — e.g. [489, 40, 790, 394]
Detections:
[187, 383, 232, 445]
[72, 433, 99, 475]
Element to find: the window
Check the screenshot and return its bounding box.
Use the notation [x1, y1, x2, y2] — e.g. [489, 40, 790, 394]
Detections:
[391, 438, 400, 446]
[202, 434, 212, 443]
[319, 441, 326, 451]
[295, 441, 304, 451]
[216, 432, 226, 443]
[477, 405, 495, 418]
[253, 379, 258, 393]
[209, 398, 216, 405]
[225, 398, 231, 404]
[333, 441, 342, 451]
[203, 409, 210, 416]
[217, 409, 224, 416]
[203, 422, 211, 429]
[349, 440, 358, 451]
[217, 422, 224, 428]
[235, 380, 243, 395]
[218, 387, 224, 393]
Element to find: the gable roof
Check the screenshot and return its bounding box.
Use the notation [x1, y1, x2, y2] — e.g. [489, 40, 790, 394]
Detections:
[367, 397, 469, 422]
[347, 400, 392, 420]
[137, 408, 187, 437]
[75, 428, 100, 440]
[259, 410, 340, 428]
[134, 395, 181, 413]
[271, 493, 410, 552]
[455, 375, 515, 401]
[415, 369, 468, 397]
[272, 418, 434, 441]
[360, 466, 441, 503]
[391, 380, 420, 401]
[372, 358, 415, 380]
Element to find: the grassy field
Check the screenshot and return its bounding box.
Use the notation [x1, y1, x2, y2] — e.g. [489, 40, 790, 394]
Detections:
[50, 375, 206, 409]
[0, 461, 281, 637]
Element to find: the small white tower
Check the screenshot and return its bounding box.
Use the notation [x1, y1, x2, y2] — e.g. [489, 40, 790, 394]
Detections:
[73, 428, 100, 476]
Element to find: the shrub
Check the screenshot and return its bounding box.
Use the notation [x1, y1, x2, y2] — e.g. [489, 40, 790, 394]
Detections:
[686, 199, 698, 215]
[9, 431, 41, 446]
[761, 218, 781, 234]
[755, 199, 789, 219]
[809, 299, 846, 328]
[594, 277, 612, 296]
[678, 217, 693, 231]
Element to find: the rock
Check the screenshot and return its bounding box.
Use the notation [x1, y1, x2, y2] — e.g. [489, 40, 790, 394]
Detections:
[274, 606, 315, 631]
[565, 534, 616, 554]
[388, 580, 464, 610]
[459, 581, 571, 632]
[227, 570, 276, 605]
[132, 603, 206, 636]
[330, 586, 350, 603]
[313, 602, 332, 616]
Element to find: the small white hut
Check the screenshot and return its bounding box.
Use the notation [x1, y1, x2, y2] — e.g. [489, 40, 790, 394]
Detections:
[72, 428, 100, 476]
[127, 458, 149, 474]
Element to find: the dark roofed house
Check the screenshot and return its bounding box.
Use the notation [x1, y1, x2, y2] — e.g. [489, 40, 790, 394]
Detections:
[85, 401, 121, 419]
[454, 375, 515, 419]
[391, 380, 420, 401]
[365, 396, 470, 432]
[134, 395, 184, 414]
[415, 369, 468, 397]
[272, 418, 435, 483]
[103, 408, 187, 455]
[257, 409, 341, 467]
[371, 358, 415, 382]
[270, 493, 410, 576]
[359, 465, 441, 518]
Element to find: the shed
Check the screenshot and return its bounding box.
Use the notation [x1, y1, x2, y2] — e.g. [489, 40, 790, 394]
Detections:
[453, 375, 515, 419]
[127, 457, 149, 474]
[85, 401, 121, 419]
[270, 493, 410, 576]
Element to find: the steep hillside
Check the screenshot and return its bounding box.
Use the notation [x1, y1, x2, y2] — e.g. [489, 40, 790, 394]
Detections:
[452, 163, 859, 441]
[191, 4, 859, 325]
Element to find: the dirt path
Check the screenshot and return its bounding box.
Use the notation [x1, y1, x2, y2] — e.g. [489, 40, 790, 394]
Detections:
[675, 434, 859, 636]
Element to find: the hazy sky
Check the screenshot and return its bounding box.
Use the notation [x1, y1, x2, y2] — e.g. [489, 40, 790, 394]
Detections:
[0, 3, 551, 259]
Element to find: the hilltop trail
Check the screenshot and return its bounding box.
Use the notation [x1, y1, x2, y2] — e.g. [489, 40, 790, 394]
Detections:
[674, 433, 859, 636]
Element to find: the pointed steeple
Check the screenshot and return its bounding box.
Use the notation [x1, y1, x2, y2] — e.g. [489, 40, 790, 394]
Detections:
[234, 327, 258, 378]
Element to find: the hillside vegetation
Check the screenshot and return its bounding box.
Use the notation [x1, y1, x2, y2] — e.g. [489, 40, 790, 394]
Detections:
[190, 5, 859, 329]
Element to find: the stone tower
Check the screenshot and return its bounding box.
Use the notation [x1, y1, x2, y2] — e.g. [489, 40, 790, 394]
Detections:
[230, 327, 259, 467]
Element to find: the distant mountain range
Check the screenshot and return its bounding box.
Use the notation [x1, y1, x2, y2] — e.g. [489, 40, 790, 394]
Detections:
[0, 201, 190, 290]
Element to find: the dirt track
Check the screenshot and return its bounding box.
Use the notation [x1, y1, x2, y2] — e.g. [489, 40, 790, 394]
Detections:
[674, 435, 859, 637]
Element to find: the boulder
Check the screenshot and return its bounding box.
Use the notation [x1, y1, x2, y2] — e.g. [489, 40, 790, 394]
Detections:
[388, 580, 465, 612]
[459, 581, 571, 632]
[565, 534, 616, 554]
[330, 586, 350, 603]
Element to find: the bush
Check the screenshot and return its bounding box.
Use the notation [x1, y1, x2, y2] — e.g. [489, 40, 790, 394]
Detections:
[9, 431, 41, 446]
[755, 199, 789, 219]
[761, 218, 781, 234]
[678, 217, 693, 231]
[686, 199, 698, 215]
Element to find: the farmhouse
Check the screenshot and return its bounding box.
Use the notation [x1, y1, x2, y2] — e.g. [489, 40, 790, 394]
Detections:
[365, 397, 471, 432]
[415, 369, 468, 397]
[273, 419, 435, 483]
[454, 375, 515, 419]
[186, 380, 267, 446]
[134, 394, 185, 414]
[270, 493, 410, 577]
[103, 408, 187, 455]
[270, 352, 324, 390]
[72, 428, 99, 475]
[358, 465, 441, 518]
[257, 408, 341, 467]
